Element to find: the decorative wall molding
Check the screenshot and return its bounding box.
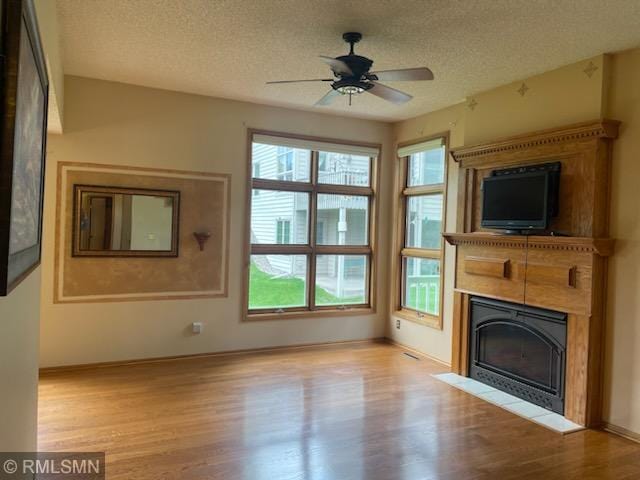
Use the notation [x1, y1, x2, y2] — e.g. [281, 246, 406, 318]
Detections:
[584, 61, 599, 78]
[517, 83, 529, 97]
[54, 162, 231, 304]
[443, 233, 615, 256]
[450, 119, 619, 163]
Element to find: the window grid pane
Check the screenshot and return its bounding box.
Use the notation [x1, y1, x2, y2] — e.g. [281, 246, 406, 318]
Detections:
[315, 255, 368, 306]
[251, 190, 309, 245]
[405, 194, 443, 250]
[316, 194, 369, 246]
[251, 143, 311, 182]
[407, 146, 445, 186]
[317, 152, 371, 187]
[402, 256, 440, 316]
[249, 254, 308, 309]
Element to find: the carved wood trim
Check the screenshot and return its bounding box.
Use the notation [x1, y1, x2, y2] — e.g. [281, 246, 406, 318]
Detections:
[522, 263, 577, 288]
[464, 256, 509, 279]
[450, 119, 619, 164]
[443, 233, 614, 256]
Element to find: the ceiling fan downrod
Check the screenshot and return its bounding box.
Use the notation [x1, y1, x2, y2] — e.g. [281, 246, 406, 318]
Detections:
[342, 32, 362, 55]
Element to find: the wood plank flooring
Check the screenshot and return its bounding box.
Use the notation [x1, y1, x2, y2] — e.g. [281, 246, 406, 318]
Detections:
[38, 342, 640, 479]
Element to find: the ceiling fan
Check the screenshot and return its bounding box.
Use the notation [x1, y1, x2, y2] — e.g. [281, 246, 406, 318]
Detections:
[266, 32, 434, 106]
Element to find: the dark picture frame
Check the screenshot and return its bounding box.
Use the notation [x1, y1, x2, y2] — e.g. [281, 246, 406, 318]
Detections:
[0, 0, 49, 296]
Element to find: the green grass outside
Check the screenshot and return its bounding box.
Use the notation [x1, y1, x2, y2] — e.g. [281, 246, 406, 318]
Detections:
[249, 262, 364, 309]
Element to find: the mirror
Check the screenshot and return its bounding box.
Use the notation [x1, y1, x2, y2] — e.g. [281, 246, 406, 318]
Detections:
[73, 185, 180, 257]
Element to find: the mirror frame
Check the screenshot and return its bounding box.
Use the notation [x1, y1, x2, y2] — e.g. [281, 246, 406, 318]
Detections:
[72, 184, 180, 258]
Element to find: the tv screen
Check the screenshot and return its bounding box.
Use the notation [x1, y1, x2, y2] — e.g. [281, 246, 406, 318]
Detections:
[481, 171, 550, 230]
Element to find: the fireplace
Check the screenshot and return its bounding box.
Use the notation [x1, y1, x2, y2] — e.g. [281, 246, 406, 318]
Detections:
[469, 296, 567, 414]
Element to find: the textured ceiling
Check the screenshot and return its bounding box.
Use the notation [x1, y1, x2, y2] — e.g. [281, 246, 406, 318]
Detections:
[57, 0, 640, 122]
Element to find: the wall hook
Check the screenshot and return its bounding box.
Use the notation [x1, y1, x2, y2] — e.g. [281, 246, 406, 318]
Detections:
[193, 232, 211, 251]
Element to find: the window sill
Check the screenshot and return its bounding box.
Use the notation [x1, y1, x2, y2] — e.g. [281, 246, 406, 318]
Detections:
[394, 309, 442, 329]
[245, 307, 375, 322]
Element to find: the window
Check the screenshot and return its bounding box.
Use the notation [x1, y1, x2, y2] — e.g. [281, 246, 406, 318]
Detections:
[395, 136, 447, 327]
[276, 219, 291, 244]
[247, 132, 378, 317]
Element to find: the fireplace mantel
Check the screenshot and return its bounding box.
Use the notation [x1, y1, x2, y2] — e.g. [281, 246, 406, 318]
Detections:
[443, 233, 615, 256]
[446, 120, 618, 428]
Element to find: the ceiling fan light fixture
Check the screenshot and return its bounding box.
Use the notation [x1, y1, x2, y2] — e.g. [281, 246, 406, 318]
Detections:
[336, 85, 365, 95]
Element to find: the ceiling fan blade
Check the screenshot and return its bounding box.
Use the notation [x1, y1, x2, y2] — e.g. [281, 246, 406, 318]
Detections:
[319, 55, 353, 76]
[315, 89, 341, 106]
[370, 67, 434, 81]
[367, 82, 413, 104]
[266, 79, 334, 84]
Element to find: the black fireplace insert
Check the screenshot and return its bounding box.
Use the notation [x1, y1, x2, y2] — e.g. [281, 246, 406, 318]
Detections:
[469, 296, 567, 414]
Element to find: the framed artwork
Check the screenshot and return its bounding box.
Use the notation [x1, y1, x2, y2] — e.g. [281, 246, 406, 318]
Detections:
[0, 0, 49, 296]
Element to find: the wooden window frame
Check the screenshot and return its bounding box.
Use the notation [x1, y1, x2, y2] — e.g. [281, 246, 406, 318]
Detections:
[392, 132, 449, 329]
[244, 129, 380, 321]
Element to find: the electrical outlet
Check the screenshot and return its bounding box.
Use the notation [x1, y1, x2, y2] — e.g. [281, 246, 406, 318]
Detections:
[192, 322, 203, 334]
[396, 319, 401, 329]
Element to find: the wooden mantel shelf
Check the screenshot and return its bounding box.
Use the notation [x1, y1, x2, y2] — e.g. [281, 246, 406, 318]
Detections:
[450, 119, 620, 164]
[443, 232, 615, 257]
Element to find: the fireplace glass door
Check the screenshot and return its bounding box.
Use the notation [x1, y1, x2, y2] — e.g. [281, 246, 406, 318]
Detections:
[469, 297, 567, 414]
[477, 321, 558, 392]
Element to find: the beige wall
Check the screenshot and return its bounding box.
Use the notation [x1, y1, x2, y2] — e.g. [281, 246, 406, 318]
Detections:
[464, 55, 607, 145]
[0, 271, 41, 450]
[603, 48, 640, 435]
[40, 76, 393, 367]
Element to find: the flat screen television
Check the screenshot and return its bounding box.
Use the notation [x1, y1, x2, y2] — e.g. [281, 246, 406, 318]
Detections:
[481, 169, 557, 232]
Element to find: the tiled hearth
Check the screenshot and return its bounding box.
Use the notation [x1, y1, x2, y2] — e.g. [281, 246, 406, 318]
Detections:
[433, 373, 583, 434]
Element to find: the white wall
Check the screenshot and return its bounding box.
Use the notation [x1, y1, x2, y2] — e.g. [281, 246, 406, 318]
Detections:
[40, 76, 393, 367]
[0, 0, 57, 452]
[0, 271, 41, 450]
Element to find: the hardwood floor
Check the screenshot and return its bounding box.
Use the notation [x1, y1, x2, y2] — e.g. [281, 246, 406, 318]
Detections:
[38, 342, 640, 480]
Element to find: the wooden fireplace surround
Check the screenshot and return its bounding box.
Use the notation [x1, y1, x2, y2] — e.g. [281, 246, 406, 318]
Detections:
[444, 119, 619, 427]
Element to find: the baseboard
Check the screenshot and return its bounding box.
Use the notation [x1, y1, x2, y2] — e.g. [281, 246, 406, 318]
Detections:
[384, 337, 452, 368]
[39, 337, 387, 374]
[602, 422, 640, 444]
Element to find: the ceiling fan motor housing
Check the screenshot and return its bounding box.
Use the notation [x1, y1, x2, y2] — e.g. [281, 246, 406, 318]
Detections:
[335, 54, 373, 81]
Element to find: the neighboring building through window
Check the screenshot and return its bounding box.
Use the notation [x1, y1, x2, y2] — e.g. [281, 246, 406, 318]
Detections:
[276, 146, 294, 181]
[396, 136, 447, 326]
[248, 133, 378, 316]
